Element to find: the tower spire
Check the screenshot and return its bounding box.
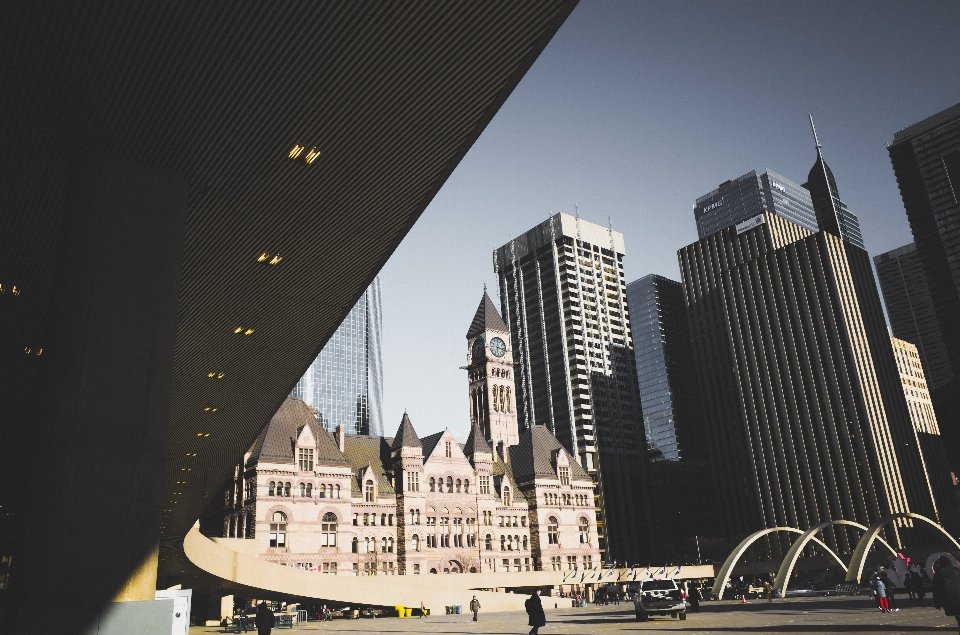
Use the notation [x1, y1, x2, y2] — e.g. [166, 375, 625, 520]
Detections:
[809, 113, 822, 150]
[808, 114, 842, 238]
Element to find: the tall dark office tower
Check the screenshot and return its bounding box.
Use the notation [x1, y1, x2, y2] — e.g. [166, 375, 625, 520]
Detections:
[292, 278, 384, 436]
[801, 115, 865, 249]
[494, 212, 649, 563]
[694, 169, 819, 239]
[875, 244, 954, 391]
[678, 212, 943, 552]
[625, 275, 703, 462]
[625, 274, 717, 561]
[889, 102, 960, 472]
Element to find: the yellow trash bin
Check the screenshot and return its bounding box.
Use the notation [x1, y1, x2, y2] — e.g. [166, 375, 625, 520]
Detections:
[395, 605, 405, 618]
[404, 608, 413, 617]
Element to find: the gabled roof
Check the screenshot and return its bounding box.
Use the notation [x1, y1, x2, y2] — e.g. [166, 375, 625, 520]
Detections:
[343, 435, 395, 498]
[466, 289, 509, 339]
[391, 412, 422, 450]
[420, 431, 445, 460]
[252, 397, 349, 466]
[510, 424, 590, 482]
[462, 421, 492, 458]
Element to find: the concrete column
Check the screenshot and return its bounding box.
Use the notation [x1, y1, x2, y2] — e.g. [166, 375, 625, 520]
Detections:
[0, 155, 187, 635]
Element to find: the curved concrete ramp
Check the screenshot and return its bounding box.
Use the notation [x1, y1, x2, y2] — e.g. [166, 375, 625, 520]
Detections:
[184, 527, 566, 612]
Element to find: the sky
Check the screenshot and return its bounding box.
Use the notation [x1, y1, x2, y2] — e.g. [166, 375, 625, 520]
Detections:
[376, 0, 960, 441]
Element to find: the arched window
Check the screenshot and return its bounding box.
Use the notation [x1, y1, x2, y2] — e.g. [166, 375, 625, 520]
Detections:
[446, 476, 453, 492]
[229, 516, 236, 538]
[485, 534, 492, 550]
[352, 537, 359, 554]
[579, 517, 590, 545]
[506, 387, 512, 412]
[365, 479, 374, 502]
[463, 479, 470, 493]
[270, 512, 287, 548]
[388, 537, 394, 553]
[268, 481, 275, 496]
[335, 484, 341, 499]
[321, 512, 337, 547]
[299, 483, 306, 497]
[236, 515, 244, 538]
[491, 385, 499, 411]
[548, 517, 559, 545]
[246, 512, 254, 538]
[499, 386, 505, 412]
[523, 535, 528, 550]
[430, 477, 436, 492]
[503, 486, 511, 507]
[305, 483, 312, 497]
[412, 534, 420, 551]
[318, 484, 326, 498]
[500, 535, 506, 551]
[456, 479, 462, 493]
[283, 482, 291, 497]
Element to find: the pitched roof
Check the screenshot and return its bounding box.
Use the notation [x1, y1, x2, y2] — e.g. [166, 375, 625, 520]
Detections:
[466, 289, 509, 339]
[462, 421, 492, 457]
[391, 411, 422, 450]
[253, 397, 348, 465]
[420, 431, 445, 460]
[510, 424, 590, 482]
[343, 435, 395, 498]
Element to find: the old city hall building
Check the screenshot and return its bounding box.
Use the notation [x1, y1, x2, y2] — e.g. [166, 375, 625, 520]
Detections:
[218, 292, 601, 575]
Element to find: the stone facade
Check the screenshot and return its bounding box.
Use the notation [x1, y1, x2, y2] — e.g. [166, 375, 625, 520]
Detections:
[221, 397, 601, 575]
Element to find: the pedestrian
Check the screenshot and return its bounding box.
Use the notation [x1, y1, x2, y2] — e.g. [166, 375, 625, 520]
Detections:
[881, 570, 899, 611]
[525, 589, 546, 635]
[907, 571, 918, 603]
[255, 601, 273, 635]
[420, 601, 427, 619]
[688, 586, 701, 613]
[933, 556, 960, 632]
[470, 595, 480, 622]
[875, 576, 889, 612]
[763, 580, 773, 602]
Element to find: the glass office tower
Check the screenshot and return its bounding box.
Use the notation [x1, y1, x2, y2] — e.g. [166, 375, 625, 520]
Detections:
[625, 274, 702, 462]
[694, 169, 818, 239]
[802, 118, 865, 249]
[875, 243, 954, 391]
[292, 277, 384, 436]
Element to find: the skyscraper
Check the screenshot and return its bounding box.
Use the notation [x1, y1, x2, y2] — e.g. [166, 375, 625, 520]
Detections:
[801, 115, 865, 249]
[292, 278, 384, 436]
[679, 212, 939, 552]
[624, 275, 702, 462]
[874, 243, 954, 391]
[694, 169, 819, 240]
[494, 212, 648, 563]
[888, 102, 960, 471]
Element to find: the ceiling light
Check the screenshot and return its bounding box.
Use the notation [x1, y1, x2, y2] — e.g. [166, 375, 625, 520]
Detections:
[244, 328, 254, 335]
[217, 372, 224, 379]
[257, 252, 271, 262]
[268, 255, 282, 265]
[234, 326, 243, 334]
[304, 148, 321, 164]
[288, 145, 304, 159]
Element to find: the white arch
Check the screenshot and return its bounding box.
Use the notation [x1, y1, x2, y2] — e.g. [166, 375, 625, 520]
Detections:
[773, 519, 897, 596]
[712, 527, 844, 599]
[846, 512, 960, 583]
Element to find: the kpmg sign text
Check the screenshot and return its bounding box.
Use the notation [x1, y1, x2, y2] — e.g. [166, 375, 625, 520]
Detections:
[700, 197, 724, 214]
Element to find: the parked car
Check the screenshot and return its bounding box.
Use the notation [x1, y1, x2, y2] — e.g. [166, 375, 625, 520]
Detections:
[634, 579, 686, 621]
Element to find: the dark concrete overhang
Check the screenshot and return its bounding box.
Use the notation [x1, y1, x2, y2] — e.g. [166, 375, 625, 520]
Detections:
[0, 0, 578, 578]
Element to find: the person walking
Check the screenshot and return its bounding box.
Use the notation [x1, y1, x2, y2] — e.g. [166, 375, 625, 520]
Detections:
[763, 581, 773, 602]
[470, 596, 481, 622]
[420, 601, 427, 619]
[933, 556, 960, 632]
[688, 586, 701, 613]
[255, 601, 273, 635]
[881, 570, 899, 611]
[875, 576, 889, 612]
[525, 589, 546, 635]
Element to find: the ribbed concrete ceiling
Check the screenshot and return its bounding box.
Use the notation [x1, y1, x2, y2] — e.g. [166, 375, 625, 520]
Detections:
[0, 0, 578, 571]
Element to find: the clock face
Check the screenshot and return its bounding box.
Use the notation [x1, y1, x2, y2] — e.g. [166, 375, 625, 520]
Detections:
[489, 337, 507, 358]
[471, 337, 485, 361]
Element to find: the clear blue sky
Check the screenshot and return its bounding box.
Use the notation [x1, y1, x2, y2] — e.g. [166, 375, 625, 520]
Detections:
[377, 0, 960, 441]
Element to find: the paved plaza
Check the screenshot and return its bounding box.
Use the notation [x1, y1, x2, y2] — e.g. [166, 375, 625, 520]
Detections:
[191, 596, 960, 635]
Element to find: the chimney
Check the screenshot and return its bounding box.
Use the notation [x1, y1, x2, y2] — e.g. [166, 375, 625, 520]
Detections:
[336, 425, 345, 453]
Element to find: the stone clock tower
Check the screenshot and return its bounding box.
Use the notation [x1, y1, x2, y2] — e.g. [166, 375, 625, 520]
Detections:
[465, 288, 519, 447]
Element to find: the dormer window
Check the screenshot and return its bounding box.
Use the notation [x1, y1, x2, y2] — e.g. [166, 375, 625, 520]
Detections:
[298, 448, 314, 471]
[445, 441, 452, 457]
[365, 479, 375, 502]
[559, 466, 570, 486]
[503, 485, 512, 507]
